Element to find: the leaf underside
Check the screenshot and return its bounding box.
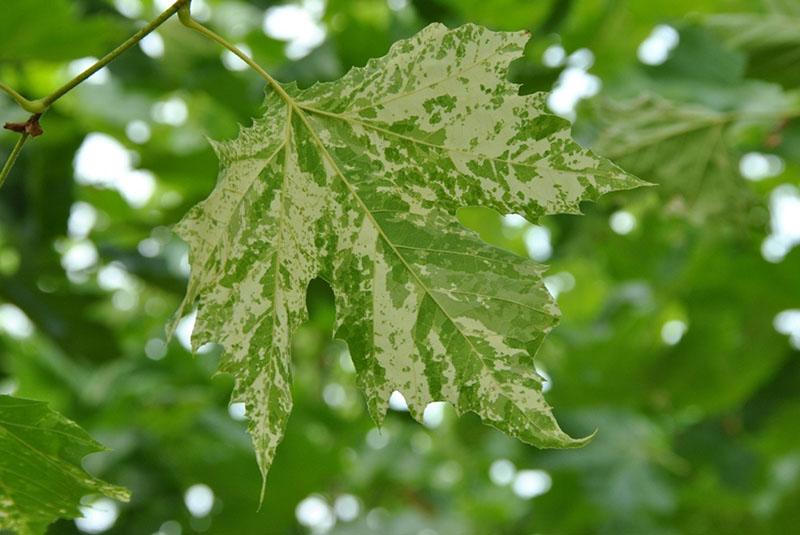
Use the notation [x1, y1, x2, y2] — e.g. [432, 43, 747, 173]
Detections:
[175, 23, 641, 488]
[0, 395, 130, 535]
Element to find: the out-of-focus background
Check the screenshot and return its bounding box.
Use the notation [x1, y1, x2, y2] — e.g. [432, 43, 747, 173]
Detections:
[1, 0, 799, 533]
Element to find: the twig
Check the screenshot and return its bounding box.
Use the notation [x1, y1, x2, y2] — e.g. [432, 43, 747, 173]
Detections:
[39, 0, 189, 109]
[0, 83, 43, 114]
[0, 0, 189, 189]
[0, 134, 30, 189]
[0, 0, 292, 191]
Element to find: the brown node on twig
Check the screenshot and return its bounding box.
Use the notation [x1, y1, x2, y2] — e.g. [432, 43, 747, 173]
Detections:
[4, 113, 43, 137]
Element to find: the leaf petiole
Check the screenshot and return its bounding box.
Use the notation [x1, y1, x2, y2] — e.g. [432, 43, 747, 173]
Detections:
[176, 4, 292, 104]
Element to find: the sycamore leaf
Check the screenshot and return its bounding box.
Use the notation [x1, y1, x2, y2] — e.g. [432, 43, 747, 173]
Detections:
[588, 95, 765, 222]
[0, 395, 130, 535]
[703, 12, 800, 88]
[175, 23, 641, 488]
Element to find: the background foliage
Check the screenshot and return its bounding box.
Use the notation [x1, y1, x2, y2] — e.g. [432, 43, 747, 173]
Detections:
[1, 0, 799, 533]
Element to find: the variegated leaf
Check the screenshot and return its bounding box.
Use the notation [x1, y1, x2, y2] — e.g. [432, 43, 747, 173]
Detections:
[174, 23, 641, 489]
[0, 395, 130, 535]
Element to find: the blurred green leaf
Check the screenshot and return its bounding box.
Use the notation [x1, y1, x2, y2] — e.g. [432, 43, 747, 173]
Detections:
[0, 395, 129, 535]
[704, 12, 800, 88]
[585, 95, 794, 223]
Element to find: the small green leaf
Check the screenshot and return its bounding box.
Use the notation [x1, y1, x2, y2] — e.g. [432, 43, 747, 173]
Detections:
[175, 23, 641, 489]
[0, 395, 129, 535]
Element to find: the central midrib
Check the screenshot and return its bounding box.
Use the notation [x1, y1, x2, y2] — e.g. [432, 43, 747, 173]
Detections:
[278, 95, 535, 410]
[185, 84, 568, 440]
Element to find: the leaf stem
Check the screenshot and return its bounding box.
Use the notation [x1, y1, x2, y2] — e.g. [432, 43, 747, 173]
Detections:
[0, 134, 30, 189]
[177, 5, 293, 104]
[39, 0, 189, 109]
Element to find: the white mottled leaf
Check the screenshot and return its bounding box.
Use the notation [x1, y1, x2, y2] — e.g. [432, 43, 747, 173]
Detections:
[0, 395, 129, 535]
[175, 23, 641, 489]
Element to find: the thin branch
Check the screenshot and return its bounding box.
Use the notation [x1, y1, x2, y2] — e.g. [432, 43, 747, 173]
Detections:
[40, 0, 189, 108]
[0, 0, 294, 191]
[0, 0, 189, 190]
[0, 83, 43, 114]
[0, 134, 30, 189]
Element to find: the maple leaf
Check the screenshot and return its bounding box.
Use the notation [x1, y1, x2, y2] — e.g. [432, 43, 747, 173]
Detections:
[0, 395, 129, 535]
[587, 95, 785, 222]
[703, 12, 800, 88]
[174, 23, 641, 489]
